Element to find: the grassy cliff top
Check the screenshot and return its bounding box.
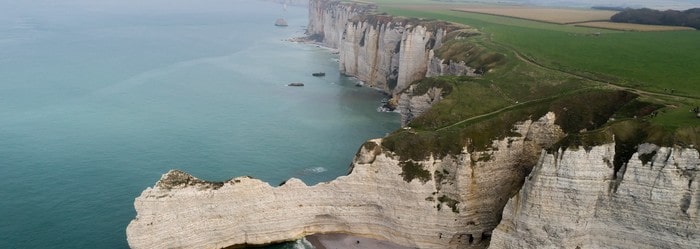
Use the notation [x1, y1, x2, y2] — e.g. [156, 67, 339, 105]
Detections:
[354, 0, 699, 159]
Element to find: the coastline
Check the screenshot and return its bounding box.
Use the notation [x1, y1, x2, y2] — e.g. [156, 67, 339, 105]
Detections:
[288, 34, 398, 113]
[305, 233, 416, 249]
[287, 36, 340, 54]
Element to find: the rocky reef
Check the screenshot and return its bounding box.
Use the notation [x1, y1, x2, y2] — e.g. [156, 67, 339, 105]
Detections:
[127, 113, 564, 249]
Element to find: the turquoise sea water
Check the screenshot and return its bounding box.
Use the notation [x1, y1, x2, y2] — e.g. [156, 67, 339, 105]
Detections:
[0, 1, 399, 248]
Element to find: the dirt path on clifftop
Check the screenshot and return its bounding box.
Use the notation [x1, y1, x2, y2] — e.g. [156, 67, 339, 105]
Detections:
[435, 89, 580, 131]
[490, 36, 700, 101]
[435, 35, 697, 132]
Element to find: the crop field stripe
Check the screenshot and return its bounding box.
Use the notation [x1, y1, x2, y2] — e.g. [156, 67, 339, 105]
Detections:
[450, 8, 617, 25]
[574, 21, 697, 31]
[382, 7, 700, 97]
[450, 9, 566, 25]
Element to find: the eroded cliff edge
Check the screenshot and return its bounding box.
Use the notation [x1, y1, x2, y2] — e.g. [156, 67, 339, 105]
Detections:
[127, 113, 564, 249]
[490, 144, 700, 248]
[126, 112, 700, 249]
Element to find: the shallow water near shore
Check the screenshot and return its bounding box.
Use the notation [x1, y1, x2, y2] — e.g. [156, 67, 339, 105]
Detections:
[0, 1, 398, 248]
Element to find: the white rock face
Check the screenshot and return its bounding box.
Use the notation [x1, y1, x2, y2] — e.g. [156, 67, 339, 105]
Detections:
[308, 0, 476, 94]
[397, 85, 445, 126]
[308, 0, 371, 49]
[307, 0, 480, 125]
[339, 21, 474, 95]
[489, 143, 700, 249]
[426, 51, 480, 78]
[126, 113, 564, 249]
[394, 25, 434, 94]
[339, 20, 403, 91]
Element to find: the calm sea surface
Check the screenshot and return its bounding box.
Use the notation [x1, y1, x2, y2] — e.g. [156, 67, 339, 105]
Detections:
[0, 0, 399, 248]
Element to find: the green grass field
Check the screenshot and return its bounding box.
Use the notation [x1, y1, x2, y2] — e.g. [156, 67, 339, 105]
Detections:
[350, 0, 700, 155]
[380, 8, 700, 97]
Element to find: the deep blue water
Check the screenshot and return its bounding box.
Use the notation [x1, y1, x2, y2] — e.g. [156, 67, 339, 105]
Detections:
[0, 1, 399, 248]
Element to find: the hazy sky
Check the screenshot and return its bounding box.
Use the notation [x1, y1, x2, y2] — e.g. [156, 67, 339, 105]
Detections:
[0, 0, 697, 18]
[476, 0, 699, 9]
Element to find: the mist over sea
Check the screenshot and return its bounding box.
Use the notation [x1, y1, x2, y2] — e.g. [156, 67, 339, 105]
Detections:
[491, 0, 699, 10]
[0, 0, 398, 248]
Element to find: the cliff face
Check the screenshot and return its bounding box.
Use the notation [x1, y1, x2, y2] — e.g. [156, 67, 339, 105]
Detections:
[308, 0, 493, 127]
[338, 19, 403, 92]
[396, 84, 446, 126]
[338, 19, 479, 95]
[307, 0, 373, 49]
[489, 144, 700, 249]
[308, 0, 476, 94]
[126, 113, 564, 249]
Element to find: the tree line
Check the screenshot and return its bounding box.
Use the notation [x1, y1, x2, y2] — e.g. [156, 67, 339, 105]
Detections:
[609, 8, 700, 30]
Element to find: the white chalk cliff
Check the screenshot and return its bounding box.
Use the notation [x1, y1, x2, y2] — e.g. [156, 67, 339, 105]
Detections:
[489, 144, 700, 248]
[309, 0, 477, 94]
[307, 0, 372, 49]
[126, 113, 564, 249]
[308, 0, 487, 130]
[126, 1, 700, 248]
[396, 84, 446, 126]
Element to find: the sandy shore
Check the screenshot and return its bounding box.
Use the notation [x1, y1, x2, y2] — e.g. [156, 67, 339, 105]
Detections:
[306, 233, 417, 249]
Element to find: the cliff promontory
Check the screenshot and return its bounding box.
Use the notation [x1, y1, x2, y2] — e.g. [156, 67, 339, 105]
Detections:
[127, 113, 564, 249]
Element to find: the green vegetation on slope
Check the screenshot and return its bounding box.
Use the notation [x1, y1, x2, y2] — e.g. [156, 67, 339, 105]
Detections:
[344, 0, 699, 181]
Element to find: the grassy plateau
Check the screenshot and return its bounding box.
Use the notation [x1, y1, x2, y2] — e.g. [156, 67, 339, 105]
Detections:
[347, 0, 699, 160]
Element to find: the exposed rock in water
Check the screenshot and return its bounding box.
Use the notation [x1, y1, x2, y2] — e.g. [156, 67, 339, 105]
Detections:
[275, 18, 288, 27]
[126, 113, 565, 249]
